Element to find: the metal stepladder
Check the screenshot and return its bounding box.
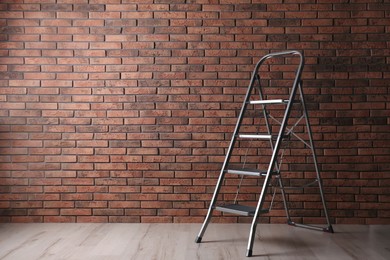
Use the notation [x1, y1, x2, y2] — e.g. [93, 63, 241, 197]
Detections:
[195, 50, 333, 257]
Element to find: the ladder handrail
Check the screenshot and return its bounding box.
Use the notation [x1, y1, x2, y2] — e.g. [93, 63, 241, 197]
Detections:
[252, 50, 304, 92]
[255, 50, 304, 67]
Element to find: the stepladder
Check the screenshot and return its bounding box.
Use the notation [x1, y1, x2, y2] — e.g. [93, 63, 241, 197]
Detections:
[195, 50, 333, 257]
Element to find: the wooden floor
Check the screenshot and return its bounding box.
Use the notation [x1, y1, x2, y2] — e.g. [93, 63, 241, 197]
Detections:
[0, 223, 389, 260]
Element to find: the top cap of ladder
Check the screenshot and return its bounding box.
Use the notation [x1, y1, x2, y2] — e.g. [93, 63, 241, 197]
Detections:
[252, 50, 304, 85]
[259, 50, 303, 64]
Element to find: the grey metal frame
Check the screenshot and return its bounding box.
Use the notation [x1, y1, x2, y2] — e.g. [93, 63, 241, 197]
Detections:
[195, 50, 333, 257]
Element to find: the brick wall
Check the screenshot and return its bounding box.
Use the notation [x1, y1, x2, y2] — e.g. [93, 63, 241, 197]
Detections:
[0, 0, 389, 224]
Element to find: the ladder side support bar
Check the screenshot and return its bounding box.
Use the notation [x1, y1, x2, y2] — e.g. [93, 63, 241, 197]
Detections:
[256, 75, 291, 223]
[298, 83, 333, 231]
[196, 69, 259, 243]
[247, 52, 304, 256]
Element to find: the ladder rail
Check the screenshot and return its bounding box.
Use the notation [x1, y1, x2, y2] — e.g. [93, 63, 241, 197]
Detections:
[252, 50, 304, 79]
[247, 51, 304, 257]
[294, 82, 332, 231]
[195, 65, 260, 242]
[255, 74, 292, 223]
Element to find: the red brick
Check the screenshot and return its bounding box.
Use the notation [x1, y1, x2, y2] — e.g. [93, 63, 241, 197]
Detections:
[141, 201, 172, 209]
[0, 2, 388, 225]
[141, 216, 172, 223]
[44, 201, 74, 208]
[29, 209, 59, 216]
[61, 209, 91, 216]
[44, 216, 75, 222]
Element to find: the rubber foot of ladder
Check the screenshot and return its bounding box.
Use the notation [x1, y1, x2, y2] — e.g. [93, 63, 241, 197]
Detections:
[324, 225, 334, 233]
[246, 249, 252, 257]
[195, 236, 202, 243]
[287, 220, 295, 226]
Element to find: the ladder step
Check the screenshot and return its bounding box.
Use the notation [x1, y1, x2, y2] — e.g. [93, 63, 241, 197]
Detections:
[238, 134, 272, 139]
[215, 204, 269, 216]
[249, 99, 288, 105]
[226, 168, 277, 177]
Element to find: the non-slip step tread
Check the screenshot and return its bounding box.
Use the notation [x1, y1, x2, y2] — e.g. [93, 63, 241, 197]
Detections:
[226, 168, 275, 177]
[238, 134, 272, 139]
[249, 99, 289, 105]
[236, 134, 291, 141]
[215, 204, 268, 216]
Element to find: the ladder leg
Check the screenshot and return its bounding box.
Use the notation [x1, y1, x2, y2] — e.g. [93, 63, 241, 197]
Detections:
[255, 72, 292, 225]
[246, 174, 273, 257]
[196, 68, 258, 243]
[195, 172, 225, 243]
[277, 176, 292, 222]
[246, 223, 257, 257]
[246, 61, 299, 256]
[195, 208, 212, 243]
[298, 83, 333, 232]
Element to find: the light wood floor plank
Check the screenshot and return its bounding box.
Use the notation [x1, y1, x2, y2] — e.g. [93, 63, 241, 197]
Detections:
[1, 224, 389, 259]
